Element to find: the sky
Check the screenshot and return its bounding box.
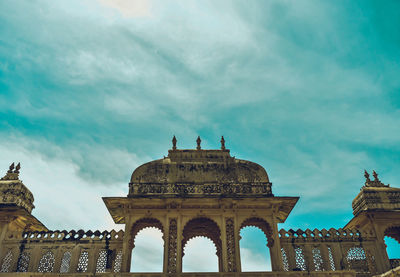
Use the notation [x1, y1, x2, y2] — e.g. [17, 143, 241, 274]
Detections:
[0, 0, 400, 272]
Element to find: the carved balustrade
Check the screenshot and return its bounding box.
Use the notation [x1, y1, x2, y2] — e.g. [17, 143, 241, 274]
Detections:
[0, 229, 124, 274]
[279, 228, 379, 275]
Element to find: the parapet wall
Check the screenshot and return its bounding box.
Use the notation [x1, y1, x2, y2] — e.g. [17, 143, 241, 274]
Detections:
[279, 228, 378, 275]
[0, 229, 124, 274]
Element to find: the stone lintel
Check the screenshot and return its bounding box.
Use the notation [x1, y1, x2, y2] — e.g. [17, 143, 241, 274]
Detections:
[103, 196, 299, 224]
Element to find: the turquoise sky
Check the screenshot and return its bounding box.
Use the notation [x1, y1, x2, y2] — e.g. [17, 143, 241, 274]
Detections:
[1, 0, 399, 271]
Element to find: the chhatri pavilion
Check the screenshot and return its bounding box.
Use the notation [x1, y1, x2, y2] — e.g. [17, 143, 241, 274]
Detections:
[0, 136, 399, 276]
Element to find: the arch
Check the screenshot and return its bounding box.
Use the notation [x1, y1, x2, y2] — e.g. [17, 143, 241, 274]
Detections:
[37, 250, 55, 273]
[130, 227, 164, 272]
[240, 217, 274, 247]
[240, 225, 271, 271]
[384, 226, 400, 268]
[385, 226, 400, 244]
[129, 217, 164, 248]
[183, 236, 219, 272]
[182, 217, 222, 271]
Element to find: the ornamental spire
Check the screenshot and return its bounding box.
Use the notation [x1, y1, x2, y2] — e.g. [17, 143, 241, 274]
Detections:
[172, 135, 177, 150]
[364, 170, 370, 183]
[221, 136, 226, 150]
[1, 162, 20, 180]
[196, 136, 201, 150]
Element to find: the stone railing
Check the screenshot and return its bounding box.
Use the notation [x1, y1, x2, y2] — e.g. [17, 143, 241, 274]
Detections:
[0, 229, 124, 274]
[129, 182, 273, 197]
[279, 228, 377, 275]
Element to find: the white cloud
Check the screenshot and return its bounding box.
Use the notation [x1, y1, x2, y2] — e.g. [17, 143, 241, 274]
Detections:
[99, 0, 152, 18]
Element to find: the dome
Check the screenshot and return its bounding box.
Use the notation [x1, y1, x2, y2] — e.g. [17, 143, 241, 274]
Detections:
[129, 148, 272, 198]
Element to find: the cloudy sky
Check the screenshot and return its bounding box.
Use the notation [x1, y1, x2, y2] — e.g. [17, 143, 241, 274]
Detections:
[1, 0, 399, 272]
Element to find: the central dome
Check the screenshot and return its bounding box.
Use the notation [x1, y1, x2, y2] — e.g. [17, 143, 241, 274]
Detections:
[128, 143, 272, 198]
[130, 149, 269, 184]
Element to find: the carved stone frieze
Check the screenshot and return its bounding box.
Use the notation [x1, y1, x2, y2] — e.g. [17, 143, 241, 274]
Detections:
[130, 182, 272, 197]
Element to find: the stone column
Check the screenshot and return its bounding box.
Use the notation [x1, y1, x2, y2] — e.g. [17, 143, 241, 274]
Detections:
[269, 216, 283, 271]
[234, 217, 242, 272]
[176, 215, 183, 273]
[224, 217, 237, 272]
[164, 217, 178, 273]
[121, 216, 133, 272]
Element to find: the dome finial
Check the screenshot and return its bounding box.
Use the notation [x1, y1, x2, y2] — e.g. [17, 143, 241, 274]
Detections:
[372, 170, 379, 181]
[7, 162, 14, 173]
[172, 135, 177, 150]
[15, 162, 21, 173]
[196, 136, 201, 150]
[220, 136, 226, 150]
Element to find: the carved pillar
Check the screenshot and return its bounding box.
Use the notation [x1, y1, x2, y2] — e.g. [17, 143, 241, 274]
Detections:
[224, 218, 237, 272]
[234, 217, 242, 272]
[176, 215, 183, 273]
[269, 216, 283, 271]
[164, 218, 178, 273]
[375, 237, 391, 272]
[121, 216, 133, 272]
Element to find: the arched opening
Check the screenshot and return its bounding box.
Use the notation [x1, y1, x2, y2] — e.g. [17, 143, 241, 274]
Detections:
[182, 217, 222, 272]
[183, 237, 218, 272]
[130, 227, 164, 272]
[240, 226, 271, 271]
[384, 226, 400, 268]
[240, 217, 273, 272]
[129, 218, 164, 273]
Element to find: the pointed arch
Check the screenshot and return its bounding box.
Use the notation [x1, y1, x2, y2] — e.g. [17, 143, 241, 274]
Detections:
[240, 217, 274, 247]
[129, 217, 164, 248]
[182, 217, 222, 271]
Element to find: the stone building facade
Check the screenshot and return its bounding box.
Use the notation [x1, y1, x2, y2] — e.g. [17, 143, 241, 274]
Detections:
[0, 137, 399, 276]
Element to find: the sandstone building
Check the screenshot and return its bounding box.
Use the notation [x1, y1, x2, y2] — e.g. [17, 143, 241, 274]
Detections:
[0, 137, 399, 276]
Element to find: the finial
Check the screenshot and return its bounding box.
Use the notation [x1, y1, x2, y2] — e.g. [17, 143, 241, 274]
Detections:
[172, 135, 177, 150]
[364, 170, 370, 182]
[7, 162, 14, 173]
[221, 136, 225, 150]
[196, 136, 201, 150]
[14, 162, 20, 173]
[372, 170, 379, 181]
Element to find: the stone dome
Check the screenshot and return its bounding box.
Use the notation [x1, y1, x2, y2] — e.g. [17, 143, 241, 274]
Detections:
[130, 149, 269, 185]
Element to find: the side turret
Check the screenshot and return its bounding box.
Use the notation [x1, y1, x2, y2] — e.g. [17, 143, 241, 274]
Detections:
[0, 162, 35, 213]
